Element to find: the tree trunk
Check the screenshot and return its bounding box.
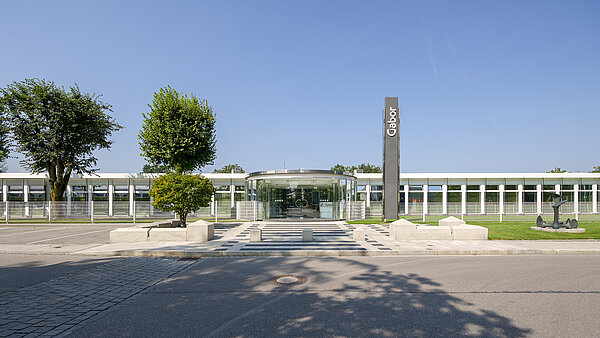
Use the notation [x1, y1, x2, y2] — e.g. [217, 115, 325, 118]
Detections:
[47, 161, 72, 220]
[180, 213, 187, 227]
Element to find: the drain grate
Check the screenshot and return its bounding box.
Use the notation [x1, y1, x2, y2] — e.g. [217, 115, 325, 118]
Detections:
[270, 275, 307, 286]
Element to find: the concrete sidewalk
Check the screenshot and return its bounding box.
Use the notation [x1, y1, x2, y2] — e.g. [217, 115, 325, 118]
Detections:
[1, 221, 599, 257]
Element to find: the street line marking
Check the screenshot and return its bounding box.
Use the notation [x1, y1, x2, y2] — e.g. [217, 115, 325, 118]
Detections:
[0, 228, 61, 237]
[27, 229, 109, 244]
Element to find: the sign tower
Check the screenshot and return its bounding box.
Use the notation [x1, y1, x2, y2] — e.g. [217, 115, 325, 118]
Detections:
[383, 97, 400, 220]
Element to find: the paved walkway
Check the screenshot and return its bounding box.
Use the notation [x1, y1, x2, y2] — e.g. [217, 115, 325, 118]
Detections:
[1, 222, 599, 257]
[0, 257, 195, 337]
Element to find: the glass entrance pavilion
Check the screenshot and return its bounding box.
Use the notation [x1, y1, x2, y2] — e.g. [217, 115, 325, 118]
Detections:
[245, 169, 356, 220]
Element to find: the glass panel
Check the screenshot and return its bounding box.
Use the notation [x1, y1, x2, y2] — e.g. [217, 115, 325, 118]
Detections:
[371, 185, 383, 191]
[561, 185, 574, 191]
[505, 185, 517, 191]
[524, 185, 536, 191]
[467, 185, 480, 191]
[409, 185, 422, 191]
[448, 185, 461, 190]
[428, 185, 442, 191]
[485, 185, 499, 191]
[543, 185, 556, 191]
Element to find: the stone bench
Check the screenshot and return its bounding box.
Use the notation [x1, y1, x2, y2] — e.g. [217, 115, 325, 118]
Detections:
[148, 228, 187, 241]
[110, 228, 150, 243]
[186, 220, 214, 242]
[250, 228, 262, 242]
[389, 217, 488, 240]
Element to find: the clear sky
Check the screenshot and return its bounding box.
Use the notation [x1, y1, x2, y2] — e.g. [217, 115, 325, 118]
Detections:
[1, 0, 598, 174]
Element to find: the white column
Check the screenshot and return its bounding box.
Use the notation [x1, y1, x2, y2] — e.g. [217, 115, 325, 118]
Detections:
[66, 185, 72, 216]
[499, 184, 505, 215]
[518, 184, 523, 214]
[23, 180, 30, 217]
[423, 184, 428, 215]
[230, 184, 235, 208]
[574, 184, 579, 214]
[88, 183, 93, 215]
[593, 184, 598, 214]
[129, 181, 135, 216]
[2, 180, 5, 217]
[480, 184, 485, 214]
[442, 184, 448, 215]
[108, 181, 114, 217]
[366, 183, 371, 208]
[536, 184, 542, 215]
[461, 184, 466, 215]
[555, 184, 560, 194]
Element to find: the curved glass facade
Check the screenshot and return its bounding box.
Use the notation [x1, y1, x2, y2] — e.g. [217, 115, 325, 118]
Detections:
[246, 170, 356, 220]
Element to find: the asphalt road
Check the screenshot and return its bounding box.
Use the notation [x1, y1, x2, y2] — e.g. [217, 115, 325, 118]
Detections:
[3, 255, 595, 337]
[0, 225, 122, 245]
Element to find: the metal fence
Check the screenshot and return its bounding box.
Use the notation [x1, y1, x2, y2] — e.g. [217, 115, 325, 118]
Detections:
[0, 201, 232, 223]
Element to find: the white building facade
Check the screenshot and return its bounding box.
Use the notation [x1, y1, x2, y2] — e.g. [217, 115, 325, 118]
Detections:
[0, 171, 598, 221]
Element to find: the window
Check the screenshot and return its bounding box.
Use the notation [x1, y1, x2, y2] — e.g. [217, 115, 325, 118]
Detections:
[524, 185, 537, 190]
[485, 185, 499, 191]
[467, 185, 480, 191]
[505, 185, 518, 191]
[448, 185, 461, 191]
[428, 185, 442, 191]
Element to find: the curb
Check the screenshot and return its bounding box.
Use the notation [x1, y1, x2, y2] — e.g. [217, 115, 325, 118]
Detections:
[88, 248, 600, 258]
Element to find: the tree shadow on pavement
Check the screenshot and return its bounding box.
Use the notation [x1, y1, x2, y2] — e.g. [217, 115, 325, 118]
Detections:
[76, 256, 532, 337]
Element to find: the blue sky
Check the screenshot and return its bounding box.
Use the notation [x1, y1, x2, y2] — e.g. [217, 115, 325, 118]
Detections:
[1, 0, 598, 173]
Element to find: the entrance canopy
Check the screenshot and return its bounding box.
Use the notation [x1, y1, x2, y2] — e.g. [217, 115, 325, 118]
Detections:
[245, 169, 356, 220]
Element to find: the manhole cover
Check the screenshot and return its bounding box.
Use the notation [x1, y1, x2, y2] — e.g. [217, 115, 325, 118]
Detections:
[270, 275, 307, 286]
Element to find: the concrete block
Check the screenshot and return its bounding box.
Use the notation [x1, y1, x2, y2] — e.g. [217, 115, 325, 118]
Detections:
[186, 220, 214, 242]
[149, 228, 187, 241]
[110, 228, 149, 243]
[451, 224, 489, 240]
[171, 220, 182, 227]
[302, 228, 313, 241]
[416, 225, 452, 240]
[154, 221, 174, 228]
[250, 229, 262, 242]
[439, 216, 465, 227]
[353, 229, 366, 241]
[390, 219, 417, 240]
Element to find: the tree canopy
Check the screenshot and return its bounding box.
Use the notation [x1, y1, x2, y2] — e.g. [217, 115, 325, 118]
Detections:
[547, 167, 567, 173]
[213, 163, 245, 173]
[0, 79, 122, 201]
[0, 113, 10, 172]
[142, 163, 169, 173]
[330, 163, 382, 173]
[138, 87, 216, 173]
[149, 172, 214, 226]
[590, 166, 600, 173]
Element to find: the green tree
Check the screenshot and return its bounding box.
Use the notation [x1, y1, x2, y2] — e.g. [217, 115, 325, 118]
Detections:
[547, 167, 567, 173]
[356, 163, 382, 173]
[590, 166, 600, 173]
[149, 172, 214, 226]
[142, 163, 169, 173]
[0, 79, 122, 204]
[330, 163, 382, 173]
[0, 112, 10, 172]
[138, 86, 216, 173]
[213, 163, 245, 173]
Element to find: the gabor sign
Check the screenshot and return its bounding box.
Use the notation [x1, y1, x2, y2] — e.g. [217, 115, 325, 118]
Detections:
[383, 97, 399, 220]
[386, 107, 398, 137]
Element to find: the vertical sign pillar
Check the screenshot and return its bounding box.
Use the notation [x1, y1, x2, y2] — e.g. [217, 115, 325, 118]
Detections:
[383, 97, 400, 220]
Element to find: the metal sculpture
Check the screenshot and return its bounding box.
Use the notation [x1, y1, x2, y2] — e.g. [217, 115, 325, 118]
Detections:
[536, 193, 578, 229]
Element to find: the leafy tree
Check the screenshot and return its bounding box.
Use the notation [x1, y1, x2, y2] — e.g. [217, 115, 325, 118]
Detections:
[547, 167, 567, 173]
[0, 79, 121, 204]
[142, 163, 169, 173]
[590, 166, 600, 173]
[330, 163, 382, 173]
[356, 163, 382, 173]
[0, 112, 10, 172]
[138, 86, 216, 173]
[150, 172, 214, 226]
[213, 164, 245, 173]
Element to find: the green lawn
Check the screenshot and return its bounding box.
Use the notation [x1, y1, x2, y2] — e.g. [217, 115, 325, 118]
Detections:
[470, 221, 600, 240]
[347, 218, 600, 240]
